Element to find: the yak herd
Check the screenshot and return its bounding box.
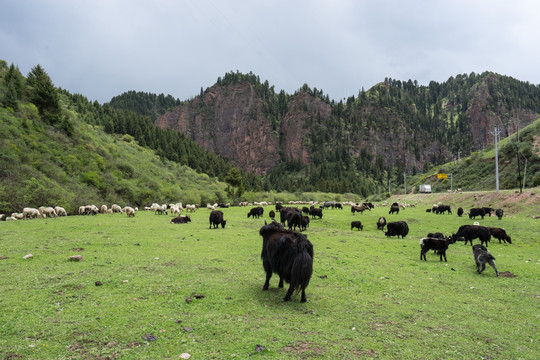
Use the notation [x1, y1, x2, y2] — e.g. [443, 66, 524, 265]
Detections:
[3, 199, 512, 303]
[171, 200, 512, 302]
[184, 200, 509, 302]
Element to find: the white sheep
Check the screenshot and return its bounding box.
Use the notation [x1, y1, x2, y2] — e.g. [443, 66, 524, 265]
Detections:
[78, 206, 86, 215]
[123, 206, 136, 217]
[170, 205, 182, 216]
[186, 204, 197, 212]
[54, 206, 68, 216]
[100, 205, 108, 214]
[111, 204, 122, 213]
[39, 206, 57, 218]
[11, 213, 24, 220]
[84, 205, 99, 215]
[23, 207, 41, 219]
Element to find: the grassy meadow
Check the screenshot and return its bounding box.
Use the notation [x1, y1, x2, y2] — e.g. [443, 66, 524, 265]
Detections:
[0, 197, 539, 359]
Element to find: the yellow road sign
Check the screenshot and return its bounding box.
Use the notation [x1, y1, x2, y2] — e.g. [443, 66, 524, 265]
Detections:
[437, 173, 448, 179]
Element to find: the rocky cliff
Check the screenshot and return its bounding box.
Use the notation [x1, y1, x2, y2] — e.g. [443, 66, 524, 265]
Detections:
[155, 72, 540, 176]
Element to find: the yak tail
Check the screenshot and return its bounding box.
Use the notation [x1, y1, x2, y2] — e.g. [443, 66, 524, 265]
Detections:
[290, 251, 313, 293]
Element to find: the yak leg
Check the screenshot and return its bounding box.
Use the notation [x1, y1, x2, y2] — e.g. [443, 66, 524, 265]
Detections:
[283, 284, 294, 302]
[262, 258, 272, 290]
[300, 288, 307, 303]
[262, 271, 272, 290]
[278, 277, 284, 288]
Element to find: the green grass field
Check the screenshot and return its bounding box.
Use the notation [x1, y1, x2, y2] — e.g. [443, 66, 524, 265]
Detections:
[1, 200, 538, 359]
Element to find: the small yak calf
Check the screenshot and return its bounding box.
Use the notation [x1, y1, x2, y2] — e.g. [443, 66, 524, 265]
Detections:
[420, 236, 456, 262]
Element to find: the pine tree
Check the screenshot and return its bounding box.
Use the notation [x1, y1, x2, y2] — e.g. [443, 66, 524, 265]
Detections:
[27, 65, 62, 126]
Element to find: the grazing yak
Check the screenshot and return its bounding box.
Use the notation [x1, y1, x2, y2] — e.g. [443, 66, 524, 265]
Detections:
[482, 207, 495, 217]
[269, 210, 276, 220]
[351, 221, 363, 231]
[248, 206, 264, 219]
[287, 211, 302, 231]
[457, 207, 464, 217]
[209, 210, 226, 229]
[389, 203, 400, 215]
[453, 225, 491, 247]
[469, 208, 486, 219]
[279, 207, 299, 225]
[258, 221, 314, 302]
[351, 204, 370, 215]
[376, 216, 386, 230]
[420, 236, 456, 262]
[300, 216, 310, 231]
[487, 227, 512, 244]
[385, 221, 409, 238]
[495, 208, 504, 220]
[309, 207, 323, 219]
[435, 205, 452, 215]
[170, 215, 191, 224]
[472, 244, 499, 276]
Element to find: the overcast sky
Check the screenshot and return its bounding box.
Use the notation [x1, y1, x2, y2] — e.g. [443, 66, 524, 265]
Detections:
[2, 0, 539, 104]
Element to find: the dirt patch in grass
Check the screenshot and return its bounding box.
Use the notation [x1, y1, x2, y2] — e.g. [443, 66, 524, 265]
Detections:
[4, 353, 23, 359]
[282, 341, 325, 356]
[350, 349, 378, 358]
[499, 271, 516, 278]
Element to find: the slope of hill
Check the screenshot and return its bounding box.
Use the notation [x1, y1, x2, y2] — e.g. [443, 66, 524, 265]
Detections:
[0, 61, 228, 214]
[408, 118, 540, 193]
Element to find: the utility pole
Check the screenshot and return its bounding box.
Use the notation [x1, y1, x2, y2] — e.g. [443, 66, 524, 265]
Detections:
[488, 127, 502, 192]
[450, 173, 453, 192]
[388, 180, 391, 194]
[523, 158, 528, 189]
[404, 172, 407, 194]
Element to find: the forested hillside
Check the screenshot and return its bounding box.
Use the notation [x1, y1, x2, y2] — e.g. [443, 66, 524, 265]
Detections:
[0, 60, 238, 214]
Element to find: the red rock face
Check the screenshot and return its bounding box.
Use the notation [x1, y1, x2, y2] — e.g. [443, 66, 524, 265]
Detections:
[155, 83, 280, 175]
[281, 92, 331, 166]
[155, 75, 539, 176]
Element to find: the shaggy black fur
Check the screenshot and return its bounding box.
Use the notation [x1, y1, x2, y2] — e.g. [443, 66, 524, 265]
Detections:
[259, 221, 314, 302]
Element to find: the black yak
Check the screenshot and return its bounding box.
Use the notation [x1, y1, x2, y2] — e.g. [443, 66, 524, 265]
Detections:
[209, 210, 226, 229]
[385, 221, 409, 238]
[300, 215, 310, 231]
[351, 221, 363, 231]
[389, 203, 400, 215]
[495, 208, 504, 220]
[309, 207, 323, 219]
[469, 208, 486, 219]
[258, 221, 314, 302]
[170, 215, 191, 224]
[248, 206, 264, 219]
[453, 225, 491, 247]
[420, 236, 456, 262]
